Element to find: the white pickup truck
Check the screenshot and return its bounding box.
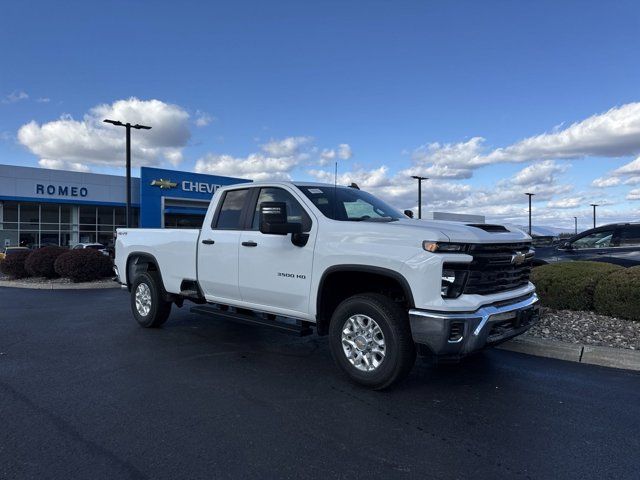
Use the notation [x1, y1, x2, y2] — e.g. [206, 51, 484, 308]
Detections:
[115, 181, 539, 389]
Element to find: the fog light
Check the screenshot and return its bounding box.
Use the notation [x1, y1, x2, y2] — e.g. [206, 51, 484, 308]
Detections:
[441, 266, 468, 298]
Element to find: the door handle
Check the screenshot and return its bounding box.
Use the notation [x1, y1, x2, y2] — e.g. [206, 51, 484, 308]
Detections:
[201, 239, 215, 245]
[241, 241, 258, 247]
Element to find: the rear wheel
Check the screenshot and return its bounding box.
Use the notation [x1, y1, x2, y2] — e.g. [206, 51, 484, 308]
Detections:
[329, 293, 416, 389]
[130, 271, 171, 328]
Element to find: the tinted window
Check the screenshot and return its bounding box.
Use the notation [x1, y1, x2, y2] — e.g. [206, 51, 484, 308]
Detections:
[297, 186, 401, 222]
[251, 188, 312, 232]
[619, 226, 640, 247]
[571, 230, 615, 249]
[214, 189, 249, 230]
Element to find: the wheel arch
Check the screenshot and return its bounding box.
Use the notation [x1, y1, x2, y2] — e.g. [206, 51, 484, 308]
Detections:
[125, 252, 165, 291]
[315, 265, 415, 336]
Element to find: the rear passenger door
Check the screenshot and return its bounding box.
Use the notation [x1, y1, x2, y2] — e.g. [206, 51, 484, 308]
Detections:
[197, 188, 251, 302]
[238, 187, 317, 317]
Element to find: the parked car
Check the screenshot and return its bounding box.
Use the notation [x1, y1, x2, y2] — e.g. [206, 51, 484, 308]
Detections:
[115, 181, 539, 389]
[0, 246, 30, 261]
[534, 223, 640, 267]
[72, 243, 110, 256]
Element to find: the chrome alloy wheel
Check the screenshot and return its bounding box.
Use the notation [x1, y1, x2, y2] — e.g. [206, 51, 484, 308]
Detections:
[341, 314, 386, 372]
[135, 282, 152, 317]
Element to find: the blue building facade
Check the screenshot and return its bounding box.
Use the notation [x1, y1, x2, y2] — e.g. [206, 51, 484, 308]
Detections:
[139, 167, 249, 228]
[0, 163, 249, 248]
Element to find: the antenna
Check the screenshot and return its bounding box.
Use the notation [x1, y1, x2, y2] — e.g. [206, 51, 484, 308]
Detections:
[333, 161, 338, 219]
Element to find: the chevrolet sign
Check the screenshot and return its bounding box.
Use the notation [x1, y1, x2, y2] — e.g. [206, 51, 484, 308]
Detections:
[150, 179, 178, 189]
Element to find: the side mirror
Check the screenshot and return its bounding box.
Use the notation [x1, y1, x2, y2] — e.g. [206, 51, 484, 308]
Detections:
[404, 209, 414, 219]
[558, 240, 572, 250]
[259, 202, 302, 235]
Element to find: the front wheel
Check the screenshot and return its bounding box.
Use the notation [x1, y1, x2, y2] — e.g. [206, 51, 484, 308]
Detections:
[329, 293, 416, 390]
[130, 271, 171, 328]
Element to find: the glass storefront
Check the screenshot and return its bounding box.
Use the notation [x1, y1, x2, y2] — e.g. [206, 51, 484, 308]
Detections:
[0, 201, 138, 248]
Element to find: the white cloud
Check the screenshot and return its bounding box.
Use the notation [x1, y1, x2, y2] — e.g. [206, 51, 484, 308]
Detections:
[36, 97, 50, 103]
[337, 143, 353, 160]
[612, 156, 640, 176]
[478, 103, 640, 165]
[547, 197, 584, 209]
[626, 189, 640, 201]
[511, 160, 568, 186]
[404, 103, 640, 182]
[194, 110, 215, 127]
[195, 136, 313, 181]
[318, 143, 353, 166]
[592, 176, 621, 188]
[3, 90, 29, 103]
[407, 137, 483, 179]
[18, 97, 191, 170]
[261, 136, 312, 157]
[38, 159, 90, 172]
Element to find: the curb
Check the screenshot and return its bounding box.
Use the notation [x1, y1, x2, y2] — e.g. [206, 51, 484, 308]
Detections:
[497, 336, 640, 372]
[0, 280, 120, 290]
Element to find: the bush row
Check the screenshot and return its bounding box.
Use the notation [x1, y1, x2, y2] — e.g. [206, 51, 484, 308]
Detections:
[531, 261, 640, 321]
[0, 247, 113, 283]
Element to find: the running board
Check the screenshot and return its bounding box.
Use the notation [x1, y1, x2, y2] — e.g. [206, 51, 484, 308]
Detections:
[190, 305, 314, 336]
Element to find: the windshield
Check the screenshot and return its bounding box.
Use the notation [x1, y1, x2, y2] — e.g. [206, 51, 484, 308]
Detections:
[297, 186, 401, 222]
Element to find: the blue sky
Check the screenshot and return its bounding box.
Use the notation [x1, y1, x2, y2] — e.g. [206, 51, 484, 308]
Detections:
[1, 0, 640, 229]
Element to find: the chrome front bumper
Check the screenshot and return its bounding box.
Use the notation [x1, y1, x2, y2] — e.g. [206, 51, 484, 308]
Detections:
[409, 293, 540, 357]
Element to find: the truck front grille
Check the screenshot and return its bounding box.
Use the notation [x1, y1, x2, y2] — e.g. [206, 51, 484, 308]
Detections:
[445, 243, 533, 296]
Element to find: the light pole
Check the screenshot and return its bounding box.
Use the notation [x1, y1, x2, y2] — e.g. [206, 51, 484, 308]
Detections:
[103, 119, 152, 227]
[590, 204, 599, 229]
[411, 175, 428, 219]
[524, 193, 535, 236]
[574, 216, 578, 235]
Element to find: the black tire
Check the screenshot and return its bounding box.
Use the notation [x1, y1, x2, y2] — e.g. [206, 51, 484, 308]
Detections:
[329, 293, 416, 390]
[130, 270, 171, 328]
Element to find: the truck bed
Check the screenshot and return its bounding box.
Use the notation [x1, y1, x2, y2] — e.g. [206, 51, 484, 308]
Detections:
[115, 228, 200, 294]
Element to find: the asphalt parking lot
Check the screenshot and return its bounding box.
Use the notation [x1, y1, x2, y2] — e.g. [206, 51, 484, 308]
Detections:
[1, 288, 639, 480]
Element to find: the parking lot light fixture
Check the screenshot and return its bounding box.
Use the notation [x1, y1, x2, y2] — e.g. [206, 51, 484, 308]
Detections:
[590, 204, 599, 229]
[411, 176, 428, 219]
[103, 119, 152, 227]
[574, 216, 578, 235]
[524, 193, 535, 236]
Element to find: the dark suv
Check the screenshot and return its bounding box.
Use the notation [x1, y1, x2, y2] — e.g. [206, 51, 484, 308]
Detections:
[534, 223, 640, 267]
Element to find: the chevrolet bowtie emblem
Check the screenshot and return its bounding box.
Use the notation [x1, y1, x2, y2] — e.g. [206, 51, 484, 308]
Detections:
[150, 179, 177, 189]
[511, 251, 527, 265]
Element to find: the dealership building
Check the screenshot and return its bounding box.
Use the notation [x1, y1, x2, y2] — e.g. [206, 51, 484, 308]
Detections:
[0, 164, 248, 248]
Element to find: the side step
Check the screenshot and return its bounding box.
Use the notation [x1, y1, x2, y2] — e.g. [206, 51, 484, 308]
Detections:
[190, 305, 314, 337]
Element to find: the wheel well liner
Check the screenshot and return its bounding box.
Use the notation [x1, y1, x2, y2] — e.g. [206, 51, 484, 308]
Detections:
[315, 265, 414, 336]
[125, 252, 164, 290]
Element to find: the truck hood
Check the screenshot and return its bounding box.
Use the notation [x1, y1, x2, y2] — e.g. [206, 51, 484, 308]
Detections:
[391, 218, 531, 243]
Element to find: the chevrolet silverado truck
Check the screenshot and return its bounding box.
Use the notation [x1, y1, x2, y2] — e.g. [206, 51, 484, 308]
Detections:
[114, 181, 539, 389]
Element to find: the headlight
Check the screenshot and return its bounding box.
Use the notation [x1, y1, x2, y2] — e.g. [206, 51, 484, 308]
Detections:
[423, 241, 468, 253]
[441, 266, 468, 298]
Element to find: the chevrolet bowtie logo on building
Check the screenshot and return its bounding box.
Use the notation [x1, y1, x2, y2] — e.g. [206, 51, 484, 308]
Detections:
[511, 251, 527, 265]
[150, 179, 178, 189]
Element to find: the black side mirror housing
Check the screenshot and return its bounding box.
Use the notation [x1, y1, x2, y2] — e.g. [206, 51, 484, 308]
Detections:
[259, 202, 303, 235]
[404, 209, 414, 219]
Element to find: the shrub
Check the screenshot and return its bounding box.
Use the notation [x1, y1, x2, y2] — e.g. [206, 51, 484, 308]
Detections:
[25, 246, 68, 278]
[0, 250, 31, 279]
[593, 266, 640, 321]
[531, 261, 623, 311]
[54, 249, 114, 283]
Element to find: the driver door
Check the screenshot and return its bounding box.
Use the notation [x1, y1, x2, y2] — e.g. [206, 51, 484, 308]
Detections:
[238, 187, 317, 317]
